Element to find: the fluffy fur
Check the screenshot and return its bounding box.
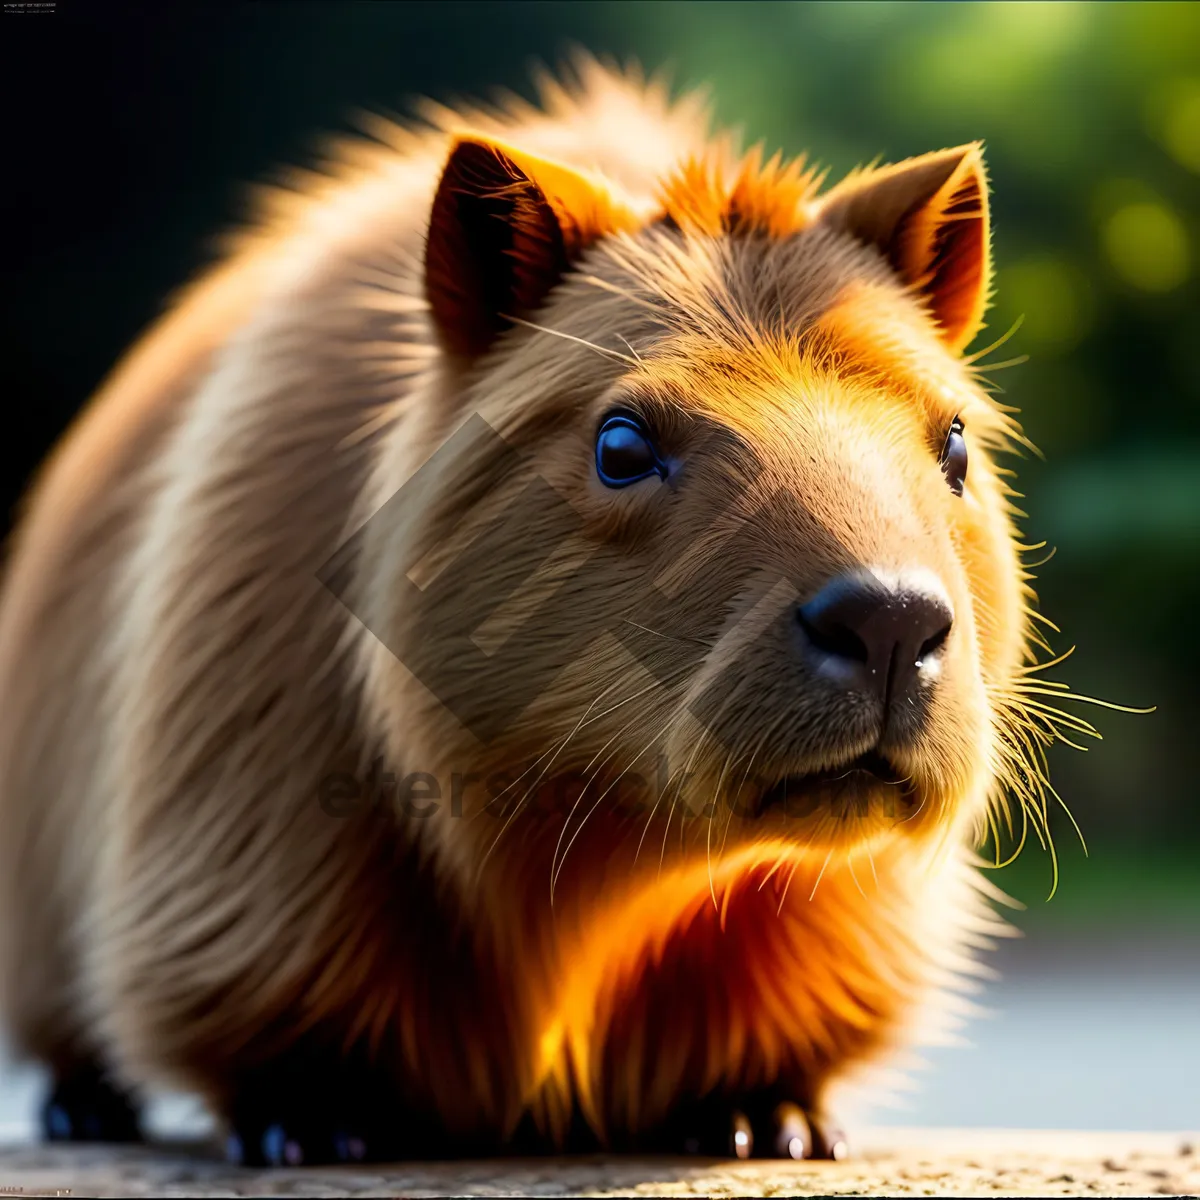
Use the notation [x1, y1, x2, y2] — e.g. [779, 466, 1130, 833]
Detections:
[0, 57, 1039, 1153]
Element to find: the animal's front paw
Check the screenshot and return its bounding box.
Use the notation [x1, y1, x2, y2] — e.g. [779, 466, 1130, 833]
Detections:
[41, 1064, 141, 1144]
[664, 1093, 848, 1160]
[225, 1049, 437, 1166]
[224, 1111, 404, 1168]
[749, 1100, 848, 1161]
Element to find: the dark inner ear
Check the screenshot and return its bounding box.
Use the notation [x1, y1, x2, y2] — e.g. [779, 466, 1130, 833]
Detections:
[425, 141, 569, 359]
[814, 146, 990, 352]
[919, 169, 986, 346]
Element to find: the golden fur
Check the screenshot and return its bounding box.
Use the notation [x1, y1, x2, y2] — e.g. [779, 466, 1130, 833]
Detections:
[0, 57, 1036, 1150]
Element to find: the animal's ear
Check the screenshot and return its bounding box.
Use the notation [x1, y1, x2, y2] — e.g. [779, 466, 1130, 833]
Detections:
[424, 135, 639, 359]
[813, 144, 991, 354]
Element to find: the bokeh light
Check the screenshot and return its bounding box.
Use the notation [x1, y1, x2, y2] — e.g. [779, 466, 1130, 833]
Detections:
[1148, 76, 1200, 173]
[997, 257, 1096, 350]
[1103, 200, 1191, 292]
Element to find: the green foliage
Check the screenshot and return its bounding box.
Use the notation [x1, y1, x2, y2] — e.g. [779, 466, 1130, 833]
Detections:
[576, 1, 1200, 875]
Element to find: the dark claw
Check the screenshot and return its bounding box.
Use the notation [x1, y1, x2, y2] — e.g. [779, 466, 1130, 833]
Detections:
[261, 1122, 306, 1167]
[767, 1101, 813, 1160]
[233, 1118, 376, 1167]
[226, 1084, 419, 1166]
[731, 1110, 753, 1159]
[40, 1066, 141, 1144]
[666, 1093, 847, 1161]
[674, 1102, 753, 1157]
[334, 1131, 368, 1162]
[224, 1044, 419, 1166]
[755, 1098, 848, 1161]
[812, 1119, 850, 1161]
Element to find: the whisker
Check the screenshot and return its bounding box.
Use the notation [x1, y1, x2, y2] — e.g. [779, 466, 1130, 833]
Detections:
[846, 851, 867, 899]
[984, 807, 1004, 867]
[1013, 686, 1155, 715]
[615, 332, 643, 363]
[1006, 697, 1101, 739]
[971, 353, 1029, 373]
[723, 743, 768, 862]
[964, 313, 1025, 366]
[1022, 544, 1058, 571]
[987, 795, 1031, 870]
[621, 619, 716, 649]
[776, 857, 803, 915]
[806, 849, 834, 904]
[485, 670, 673, 879]
[1015, 645, 1078, 675]
[503, 314, 638, 366]
[552, 722, 673, 899]
[550, 661, 699, 901]
[579, 272, 671, 318]
[661, 700, 731, 875]
[705, 748, 739, 911]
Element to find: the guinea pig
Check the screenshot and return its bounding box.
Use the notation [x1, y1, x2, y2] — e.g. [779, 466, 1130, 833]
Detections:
[0, 57, 1063, 1165]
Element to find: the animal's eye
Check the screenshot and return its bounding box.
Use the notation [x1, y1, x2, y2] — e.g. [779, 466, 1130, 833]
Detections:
[595, 414, 666, 488]
[939, 417, 968, 497]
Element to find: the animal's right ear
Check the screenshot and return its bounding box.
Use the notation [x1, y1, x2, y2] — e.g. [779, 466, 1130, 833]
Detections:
[424, 136, 640, 359]
[812, 144, 992, 354]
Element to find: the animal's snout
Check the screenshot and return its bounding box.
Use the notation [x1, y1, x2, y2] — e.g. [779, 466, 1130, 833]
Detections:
[796, 570, 954, 709]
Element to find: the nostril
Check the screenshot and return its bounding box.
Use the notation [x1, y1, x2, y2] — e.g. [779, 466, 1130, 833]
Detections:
[797, 610, 869, 664]
[797, 571, 954, 703]
[916, 620, 953, 665]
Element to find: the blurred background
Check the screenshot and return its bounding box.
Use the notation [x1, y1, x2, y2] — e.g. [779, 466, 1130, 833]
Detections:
[2, 0, 1197, 1135]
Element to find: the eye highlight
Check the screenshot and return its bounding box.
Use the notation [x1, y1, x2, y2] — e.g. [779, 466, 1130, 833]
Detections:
[939, 417, 968, 497]
[595, 414, 667, 488]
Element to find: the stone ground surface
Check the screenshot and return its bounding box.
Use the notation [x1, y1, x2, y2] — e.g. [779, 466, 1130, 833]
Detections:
[0, 1130, 1196, 1197]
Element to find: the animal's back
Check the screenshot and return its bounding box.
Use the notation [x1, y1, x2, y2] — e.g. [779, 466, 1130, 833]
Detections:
[0, 247, 272, 1066]
[0, 59, 710, 1083]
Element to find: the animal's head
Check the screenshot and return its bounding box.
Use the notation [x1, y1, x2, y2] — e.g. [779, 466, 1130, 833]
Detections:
[360, 115, 1040, 896]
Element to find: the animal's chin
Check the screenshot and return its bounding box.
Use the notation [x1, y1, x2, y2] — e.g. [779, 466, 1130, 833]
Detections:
[756, 749, 920, 825]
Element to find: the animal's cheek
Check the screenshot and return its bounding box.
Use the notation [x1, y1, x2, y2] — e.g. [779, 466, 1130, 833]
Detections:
[940, 633, 992, 737]
[896, 639, 994, 800]
[953, 523, 1026, 686]
[929, 458, 1011, 628]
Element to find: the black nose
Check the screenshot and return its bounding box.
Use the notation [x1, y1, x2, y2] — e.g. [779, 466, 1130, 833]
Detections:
[796, 571, 954, 706]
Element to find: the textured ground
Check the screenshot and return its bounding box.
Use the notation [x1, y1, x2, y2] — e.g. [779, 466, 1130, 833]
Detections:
[0, 1130, 1195, 1197]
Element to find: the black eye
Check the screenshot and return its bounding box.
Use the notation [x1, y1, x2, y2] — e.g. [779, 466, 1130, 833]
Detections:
[939, 417, 968, 497]
[595, 414, 666, 488]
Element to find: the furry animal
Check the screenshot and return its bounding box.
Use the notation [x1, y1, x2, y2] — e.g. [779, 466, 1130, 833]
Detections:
[0, 58, 1051, 1164]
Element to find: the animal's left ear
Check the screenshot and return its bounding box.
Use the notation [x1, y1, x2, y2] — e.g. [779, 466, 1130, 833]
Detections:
[813, 144, 991, 354]
[424, 135, 641, 359]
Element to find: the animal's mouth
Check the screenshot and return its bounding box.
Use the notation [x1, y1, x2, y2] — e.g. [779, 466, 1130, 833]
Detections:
[757, 749, 917, 819]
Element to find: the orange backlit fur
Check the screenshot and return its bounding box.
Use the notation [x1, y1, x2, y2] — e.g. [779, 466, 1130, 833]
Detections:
[0, 57, 1036, 1156]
